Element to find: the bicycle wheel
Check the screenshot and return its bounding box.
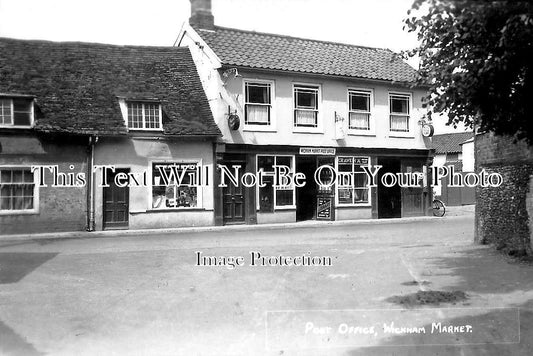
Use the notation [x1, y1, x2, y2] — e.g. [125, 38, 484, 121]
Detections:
[432, 199, 446, 217]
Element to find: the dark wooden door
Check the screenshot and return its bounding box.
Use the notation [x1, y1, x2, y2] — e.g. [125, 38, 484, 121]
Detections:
[223, 165, 245, 224]
[401, 160, 425, 217]
[103, 168, 129, 229]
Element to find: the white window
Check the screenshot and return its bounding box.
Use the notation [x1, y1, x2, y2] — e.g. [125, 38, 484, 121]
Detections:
[0, 167, 38, 214]
[151, 162, 200, 209]
[245, 81, 272, 125]
[389, 93, 411, 132]
[0, 98, 33, 128]
[336, 157, 370, 205]
[256, 155, 295, 211]
[127, 102, 162, 130]
[294, 85, 319, 128]
[349, 90, 372, 130]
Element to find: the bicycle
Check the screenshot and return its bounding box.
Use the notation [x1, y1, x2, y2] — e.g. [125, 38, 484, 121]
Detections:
[432, 199, 446, 217]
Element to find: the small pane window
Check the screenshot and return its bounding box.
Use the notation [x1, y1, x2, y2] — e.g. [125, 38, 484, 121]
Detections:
[127, 102, 162, 130]
[389, 94, 410, 132]
[0, 98, 33, 127]
[257, 155, 295, 210]
[294, 85, 319, 127]
[0, 168, 36, 212]
[349, 90, 371, 130]
[245, 82, 271, 125]
[336, 157, 370, 205]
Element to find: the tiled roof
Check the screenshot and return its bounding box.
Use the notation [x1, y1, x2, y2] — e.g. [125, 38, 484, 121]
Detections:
[0, 38, 220, 137]
[196, 26, 418, 83]
[431, 132, 474, 154]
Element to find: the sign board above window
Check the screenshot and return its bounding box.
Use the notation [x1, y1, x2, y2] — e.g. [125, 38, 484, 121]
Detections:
[299, 147, 336, 155]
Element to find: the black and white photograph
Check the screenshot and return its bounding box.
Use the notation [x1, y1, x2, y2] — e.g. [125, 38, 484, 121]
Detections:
[0, 0, 532, 354]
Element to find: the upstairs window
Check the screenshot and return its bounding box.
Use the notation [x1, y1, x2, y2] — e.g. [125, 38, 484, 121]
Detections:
[127, 102, 162, 130]
[245, 82, 272, 125]
[0, 98, 33, 128]
[389, 93, 411, 132]
[294, 85, 319, 128]
[349, 90, 371, 130]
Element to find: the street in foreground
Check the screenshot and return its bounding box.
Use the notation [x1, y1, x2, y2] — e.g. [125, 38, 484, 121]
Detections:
[1, 214, 532, 355]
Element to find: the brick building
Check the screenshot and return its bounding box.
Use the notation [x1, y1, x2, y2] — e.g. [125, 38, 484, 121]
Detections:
[0, 38, 219, 234]
[475, 132, 533, 254]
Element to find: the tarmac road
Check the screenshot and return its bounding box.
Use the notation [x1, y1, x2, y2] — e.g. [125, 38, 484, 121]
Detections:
[1, 213, 532, 355]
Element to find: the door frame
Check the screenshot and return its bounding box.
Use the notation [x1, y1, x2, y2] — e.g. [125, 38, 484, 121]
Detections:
[102, 168, 130, 230]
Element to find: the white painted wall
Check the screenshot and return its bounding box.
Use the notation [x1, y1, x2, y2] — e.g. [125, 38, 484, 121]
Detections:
[179, 26, 431, 151]
[94, 137, 215, 230]
[462, 140, 475, 172]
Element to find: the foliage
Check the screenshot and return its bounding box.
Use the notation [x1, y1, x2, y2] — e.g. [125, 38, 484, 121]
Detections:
[405, 0, 533, 143]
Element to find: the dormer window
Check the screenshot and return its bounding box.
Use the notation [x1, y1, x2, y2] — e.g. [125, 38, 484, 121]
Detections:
[0, 97, 33, 128]
[126, 101, 162, 130]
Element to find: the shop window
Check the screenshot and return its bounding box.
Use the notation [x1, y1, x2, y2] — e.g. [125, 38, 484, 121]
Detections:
[336, 157, 370, 205]
[0, 167, 37, 214]
[152, 162, 199, 209]
[257, 155, 295, 211]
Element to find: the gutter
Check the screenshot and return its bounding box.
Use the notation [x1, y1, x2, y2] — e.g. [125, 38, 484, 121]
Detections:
[86, 135, 98, 231]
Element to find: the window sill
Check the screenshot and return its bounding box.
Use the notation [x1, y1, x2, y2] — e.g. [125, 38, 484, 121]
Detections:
[0, 125, 34, 129]
[243, 126, 277, 133]
[293, 127, 323, 134]
[348, 131, 376, 137]
[388, 132, 415, 139]
[335, 204, 371, 209]
[275, 205, 296, 210]
[131, 208, 210, 214]
[0, 210, 39, 216]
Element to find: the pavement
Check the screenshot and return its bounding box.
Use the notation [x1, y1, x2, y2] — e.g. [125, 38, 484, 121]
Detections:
[3, 207, 533, 355]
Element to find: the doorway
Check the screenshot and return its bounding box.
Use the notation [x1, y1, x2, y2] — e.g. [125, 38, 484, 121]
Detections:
[222, 160, 246, 224]
[296, 156, 317, 221]
[103, 168, 130, 229]
[377, 158, 401, 218]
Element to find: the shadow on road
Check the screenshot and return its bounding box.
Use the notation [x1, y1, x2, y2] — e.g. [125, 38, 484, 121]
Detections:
[0, 318, 44, 356]
[0, 252, 58, 284]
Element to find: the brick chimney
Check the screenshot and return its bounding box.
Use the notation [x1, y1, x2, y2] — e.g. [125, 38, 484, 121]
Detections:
[189, 0, 214, 30]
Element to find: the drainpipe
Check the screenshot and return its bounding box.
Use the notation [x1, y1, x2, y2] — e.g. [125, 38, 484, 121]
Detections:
[87, 135, 98, 231]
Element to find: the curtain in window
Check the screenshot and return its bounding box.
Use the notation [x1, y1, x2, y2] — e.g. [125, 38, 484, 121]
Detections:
[295, 110, 317, 126]
[246, 105, 269, 124]
[390, 115, 409, 132]
[349, 112, 370, 130]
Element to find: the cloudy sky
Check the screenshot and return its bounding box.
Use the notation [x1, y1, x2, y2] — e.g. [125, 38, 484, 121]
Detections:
[0, 0, 466, 133]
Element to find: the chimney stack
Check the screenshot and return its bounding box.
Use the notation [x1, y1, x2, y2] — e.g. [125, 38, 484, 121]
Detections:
[189, 0, 214, 30]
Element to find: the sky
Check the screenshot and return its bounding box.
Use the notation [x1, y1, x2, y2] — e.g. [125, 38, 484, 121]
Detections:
[0, 0, 466, 133]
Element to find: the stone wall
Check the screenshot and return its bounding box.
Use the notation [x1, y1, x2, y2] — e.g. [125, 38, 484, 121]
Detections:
[475, 132, 533, 254]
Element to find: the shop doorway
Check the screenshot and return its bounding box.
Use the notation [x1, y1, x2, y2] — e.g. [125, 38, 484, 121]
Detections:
[296, 156, 317, 221]
[377, 158, 401, 218]
[222, 160, 246, 224]
[103, 168, 130, 229]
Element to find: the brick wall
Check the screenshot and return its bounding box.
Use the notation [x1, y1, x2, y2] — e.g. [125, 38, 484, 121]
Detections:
[0, 135, 88, 235]
[475, 132, 533, 254]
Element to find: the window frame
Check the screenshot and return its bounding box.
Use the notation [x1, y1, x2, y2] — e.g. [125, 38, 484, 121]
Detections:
[255, 154, 296, 211]
[0, 166, 39, 215]
[148, 159, 204, 210]
[0, 97, 35, 129]
[388, 92, 412, 136]
[292, 83, 322, 133]
[335, 156, 371, 207]
[126, 101, 163, 131]
[347, 88, 374, 135]
[243, 79, 275, 131]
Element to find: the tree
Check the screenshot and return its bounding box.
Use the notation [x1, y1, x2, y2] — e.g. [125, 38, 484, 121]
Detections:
[405, 0, 533, 143]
